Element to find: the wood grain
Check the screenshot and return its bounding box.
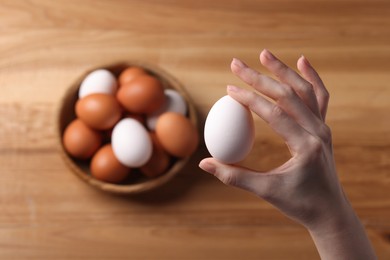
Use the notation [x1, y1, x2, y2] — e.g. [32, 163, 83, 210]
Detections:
[0, 0, 389, 259]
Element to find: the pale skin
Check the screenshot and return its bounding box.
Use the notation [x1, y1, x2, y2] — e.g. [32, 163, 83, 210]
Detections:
[199, 49, 376, 259]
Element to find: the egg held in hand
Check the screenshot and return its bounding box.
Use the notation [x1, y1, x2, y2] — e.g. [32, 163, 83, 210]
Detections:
[204, 95, 255, 164]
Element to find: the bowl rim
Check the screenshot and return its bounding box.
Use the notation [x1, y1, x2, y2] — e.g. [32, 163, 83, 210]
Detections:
[57, 61, 198, 194]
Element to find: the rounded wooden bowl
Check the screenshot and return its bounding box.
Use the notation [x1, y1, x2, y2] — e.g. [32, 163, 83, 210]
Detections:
[57, 61, 198, 194]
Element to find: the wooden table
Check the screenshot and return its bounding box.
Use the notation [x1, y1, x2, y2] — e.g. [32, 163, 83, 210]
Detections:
[1, 0, 389, 259]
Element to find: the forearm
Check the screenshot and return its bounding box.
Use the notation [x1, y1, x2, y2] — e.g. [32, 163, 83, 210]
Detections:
[308, 202, 376, 260]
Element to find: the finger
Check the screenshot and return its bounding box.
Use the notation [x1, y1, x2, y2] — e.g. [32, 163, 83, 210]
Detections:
[259, 49, 321, 118]
[297, 56, 330, 121]
[199, 158, 296, 201]
[226, 85, 309, 154]
[231, 57, 285, 100]
[199, 158, 262, 194]
[230, 58, 323, 137]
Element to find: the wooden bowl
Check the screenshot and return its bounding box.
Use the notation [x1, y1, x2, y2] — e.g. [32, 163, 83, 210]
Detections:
[57, 61, 198, 194]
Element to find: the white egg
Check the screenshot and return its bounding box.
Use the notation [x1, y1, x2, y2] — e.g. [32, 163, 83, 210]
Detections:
[78, 69, 117, 98]
[146, 89, 187, 130]
[204, 95, 255, 164]
[111, 118, 152, 168]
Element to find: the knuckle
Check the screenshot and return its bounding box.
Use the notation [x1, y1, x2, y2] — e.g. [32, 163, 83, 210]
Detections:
[320, 124, 332, 141]
[246, 91, 259, 109]
[319, 124, 332, 144]
[306, 135, 323, 155]
[321, 89, 330, 102]
[302, 124, 333, 160]
[298, 82, 315, 97]
[274, 63, 288, 78]
[250, 72, 264, 87]
[278, 84, 295, 101]
[270, 104, 285, 119]
[324, 88, 330, 98]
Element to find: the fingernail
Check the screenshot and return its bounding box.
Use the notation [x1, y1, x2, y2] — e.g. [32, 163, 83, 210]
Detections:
[227, 85, 240, 92]
[301, 55, 311, 67]
[232, 58, 246, 68]
[199, 160, 216, 174]
[263, 49, 276, 61]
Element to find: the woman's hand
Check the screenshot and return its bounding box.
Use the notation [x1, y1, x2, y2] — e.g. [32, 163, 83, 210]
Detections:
[200, 49, 342, 228]
[199, 49, 376, 259]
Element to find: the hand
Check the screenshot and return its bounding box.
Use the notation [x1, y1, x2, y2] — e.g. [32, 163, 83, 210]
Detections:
[200, 49, 342, 228]
[199, 49, 376, 259]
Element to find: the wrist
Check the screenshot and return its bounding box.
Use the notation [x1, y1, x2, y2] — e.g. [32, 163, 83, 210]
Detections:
[307, 196, 356, 236]
[306, 196, 376, 259]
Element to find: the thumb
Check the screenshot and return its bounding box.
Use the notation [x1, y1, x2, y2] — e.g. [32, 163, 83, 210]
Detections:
[199, 158, 263, 193]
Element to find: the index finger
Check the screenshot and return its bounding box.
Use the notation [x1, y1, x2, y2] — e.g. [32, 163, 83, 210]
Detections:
[226, 85, 311, 155]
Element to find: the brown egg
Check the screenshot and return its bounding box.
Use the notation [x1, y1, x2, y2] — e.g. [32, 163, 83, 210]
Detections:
[76, 93, 122, 130]
[119, 67, 146, 86]
[63, 119, 102, 159]
[140, 133, 171, 178]
[90, 144, 130, 183]
[116, 75, 165, 114]
[155, 112, 199, 158]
